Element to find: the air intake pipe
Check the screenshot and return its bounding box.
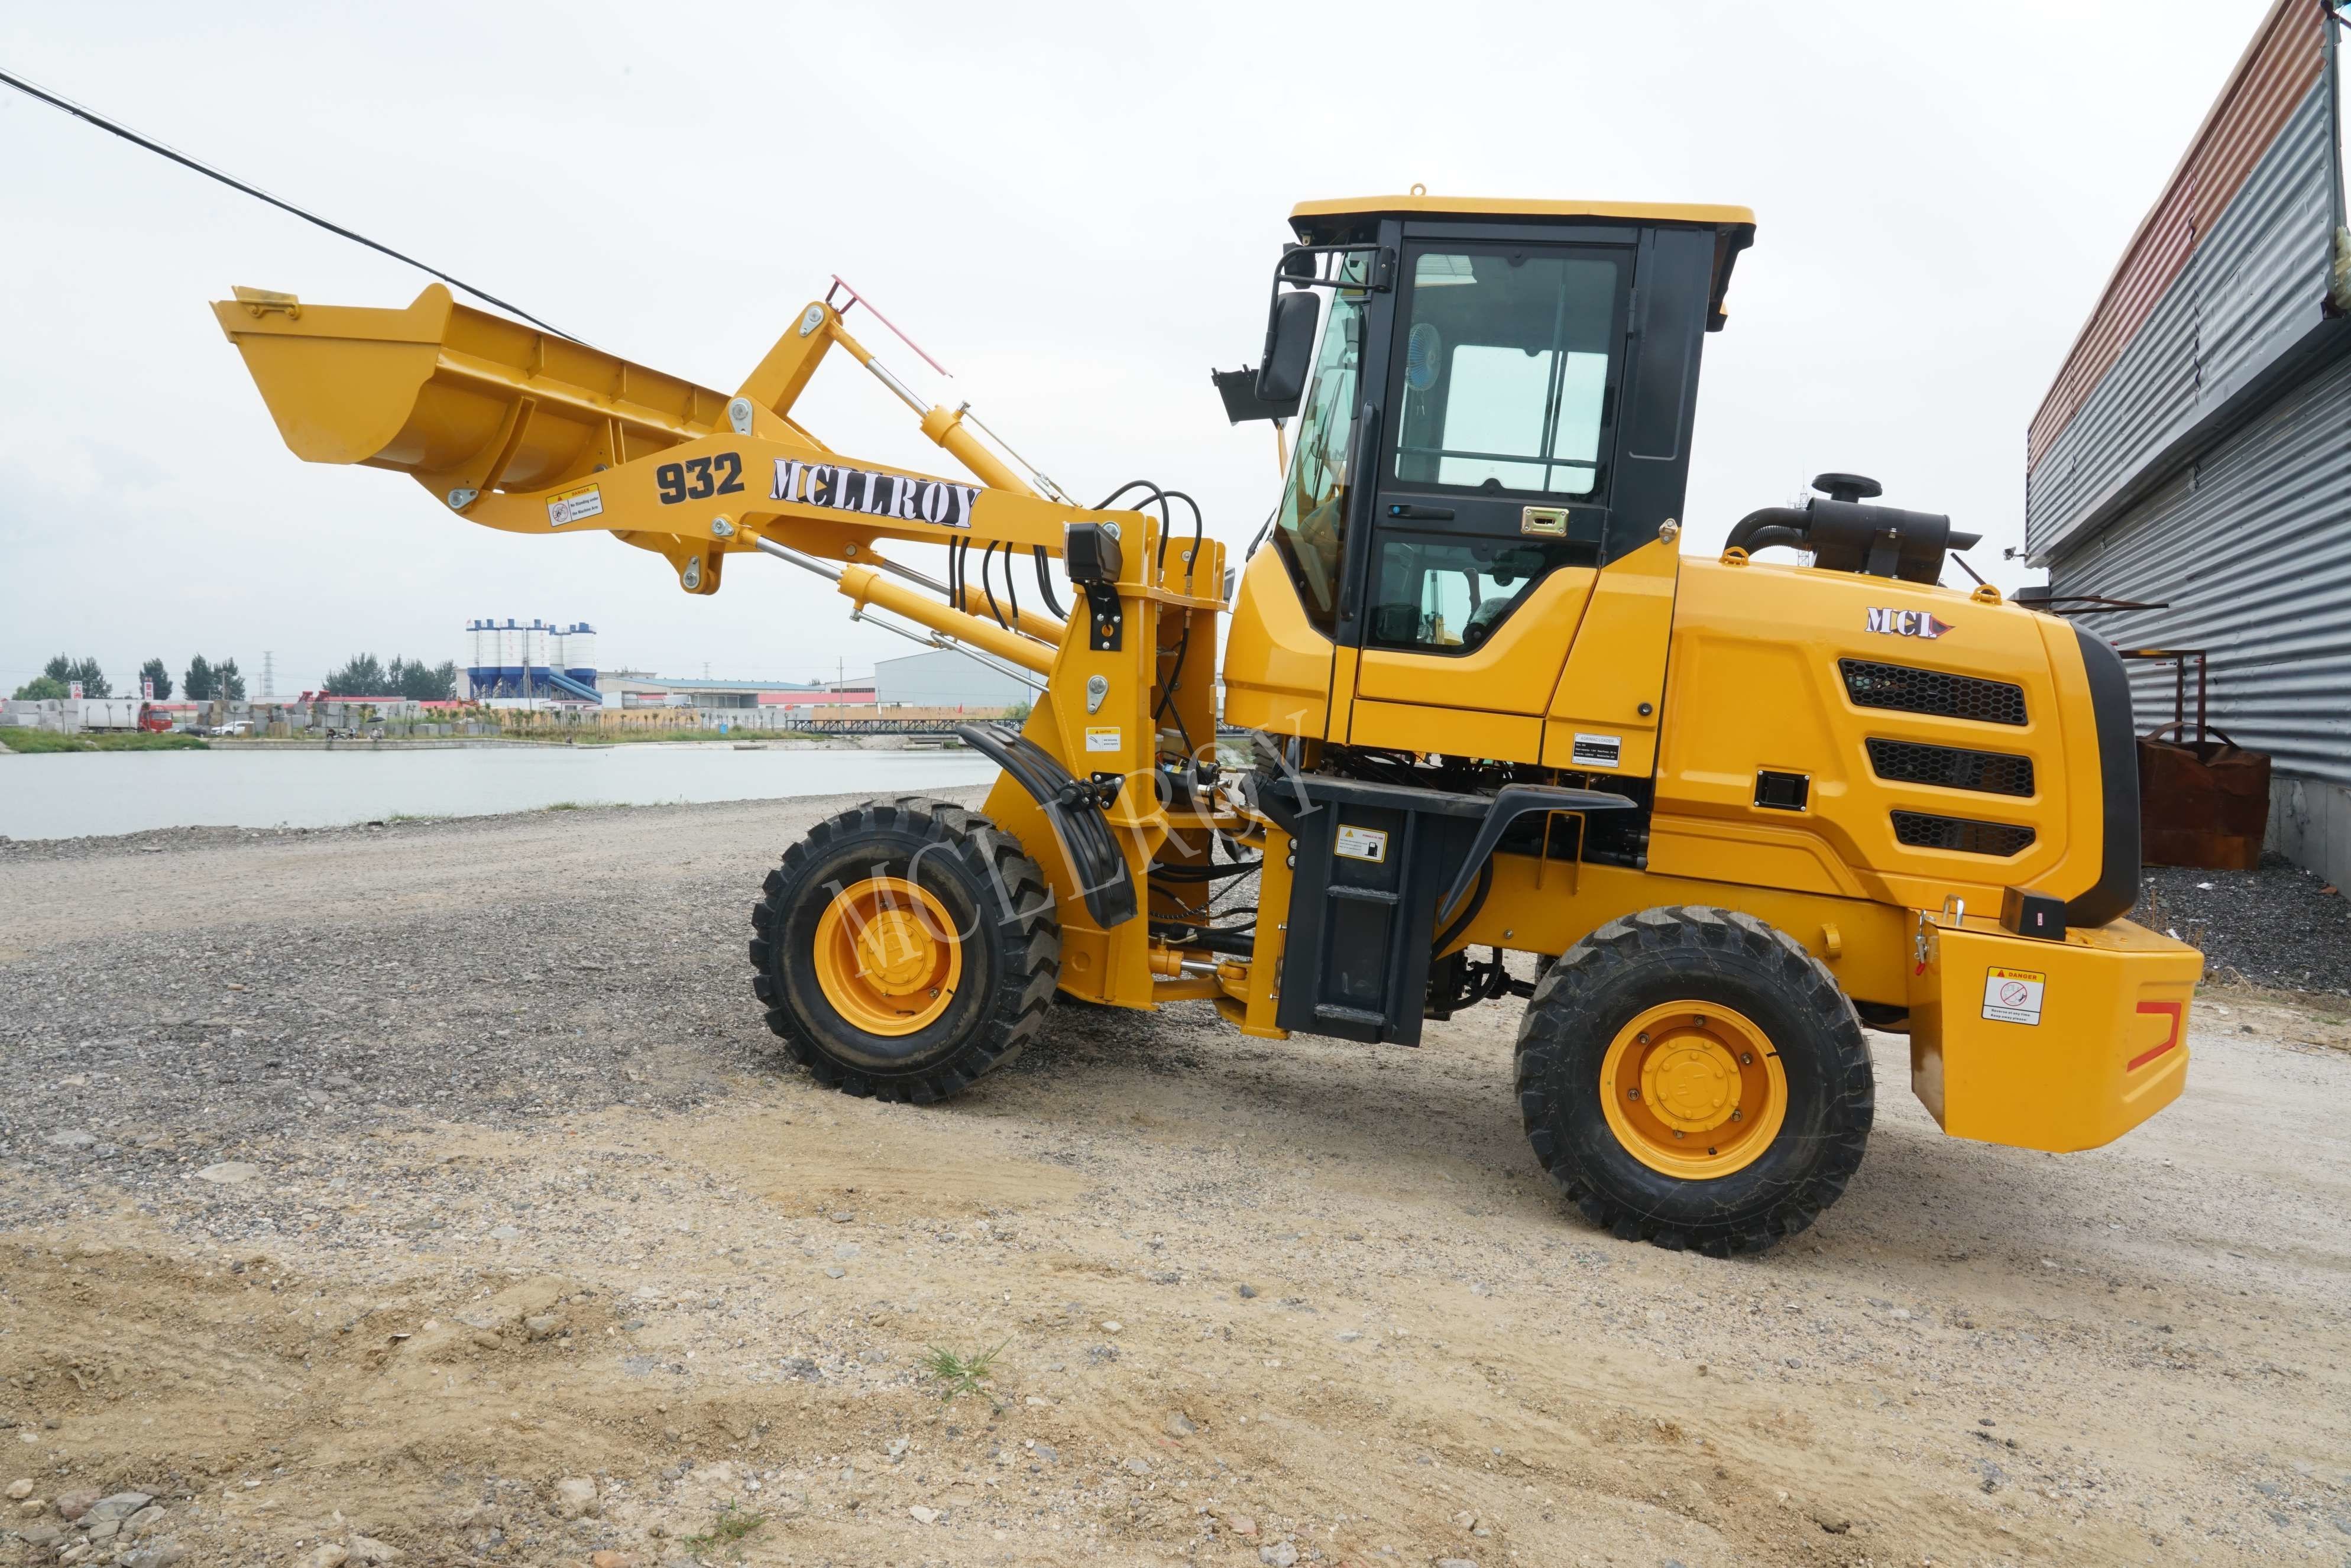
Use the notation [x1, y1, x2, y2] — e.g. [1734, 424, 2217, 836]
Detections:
[1726, 472, 1980, 586]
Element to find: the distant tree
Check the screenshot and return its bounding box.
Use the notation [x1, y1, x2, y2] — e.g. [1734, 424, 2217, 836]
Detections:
[324, 653, 387, 695]
[138, 657, 173, 701]
[42, 654, 109, 698]
[215, 657, 247, 702]
[183, 655, 215, 703]
[12, 675, 67, 701]
[391, 658, 458, 701]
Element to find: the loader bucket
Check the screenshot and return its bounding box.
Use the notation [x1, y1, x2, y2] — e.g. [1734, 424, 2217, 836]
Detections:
[212, 284, 732, 497]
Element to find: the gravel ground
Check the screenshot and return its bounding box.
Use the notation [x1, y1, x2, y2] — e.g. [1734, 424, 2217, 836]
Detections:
[2, 793, 2349, 1568]
[2141, 853, 2351, 997]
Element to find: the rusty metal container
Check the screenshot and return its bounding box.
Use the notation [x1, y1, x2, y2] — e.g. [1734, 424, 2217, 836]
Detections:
[2139, 724, 2272, 870]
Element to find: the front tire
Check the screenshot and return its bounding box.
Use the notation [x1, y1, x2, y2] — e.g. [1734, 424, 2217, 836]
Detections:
[1515, 906, 1873, 1255]
[749, 796, 1059, 1103]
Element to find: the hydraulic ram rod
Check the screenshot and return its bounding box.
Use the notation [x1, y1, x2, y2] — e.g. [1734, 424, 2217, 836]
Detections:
[756, 537, 1056, 676]
[866, 549, 1066, 643]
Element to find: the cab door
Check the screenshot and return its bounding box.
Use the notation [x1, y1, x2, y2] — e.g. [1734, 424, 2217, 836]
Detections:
[1346, 232, 1634, 759]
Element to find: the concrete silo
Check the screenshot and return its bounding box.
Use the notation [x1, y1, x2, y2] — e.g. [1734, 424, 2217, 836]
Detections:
[564, 623, 598, 690]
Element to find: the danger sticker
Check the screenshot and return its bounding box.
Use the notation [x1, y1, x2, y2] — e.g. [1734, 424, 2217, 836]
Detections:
[1981, 966, 2046, 1025]
[1083, 725, 1121, 753]
[546, 484, 604, 527]
[1571, 732, 1623, 768]
[1335, 824, 1389, 864]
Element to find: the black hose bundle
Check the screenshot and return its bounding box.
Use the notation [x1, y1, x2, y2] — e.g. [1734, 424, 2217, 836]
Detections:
[1090, 480, 1204, 762]
[1033, 547, 1067, 618]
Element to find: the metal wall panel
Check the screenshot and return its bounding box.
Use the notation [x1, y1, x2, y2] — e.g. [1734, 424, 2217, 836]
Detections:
[2026, 74, 2338, 557]
[2025, 0, 2342, 558]
[873, 648, 1035, 710]
[2049, 348, 2351, 786]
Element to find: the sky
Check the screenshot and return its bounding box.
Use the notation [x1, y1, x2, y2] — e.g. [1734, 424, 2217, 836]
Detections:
[0, 0, 2278, 696]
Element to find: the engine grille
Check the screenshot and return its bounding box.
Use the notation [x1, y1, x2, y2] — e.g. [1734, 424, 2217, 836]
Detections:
[1890, 811, 2036, 857]
[1866, 738, 2035, 796]
[1840, 659, 2027, 725]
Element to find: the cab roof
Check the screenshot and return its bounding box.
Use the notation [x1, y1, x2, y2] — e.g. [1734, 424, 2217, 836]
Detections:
[1288, 195, 1757, 329]
[1288, 194, 1756, 232]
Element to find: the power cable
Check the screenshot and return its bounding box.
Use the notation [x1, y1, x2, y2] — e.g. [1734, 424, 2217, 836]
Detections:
[0, 64, 584, 342]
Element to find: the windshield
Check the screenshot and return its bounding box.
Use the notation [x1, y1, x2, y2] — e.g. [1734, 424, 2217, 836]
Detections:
[1269, 257, 1373, 636]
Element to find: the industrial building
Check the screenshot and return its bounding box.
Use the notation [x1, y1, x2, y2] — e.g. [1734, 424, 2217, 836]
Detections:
[595, 675, 875, 710]
[873, 647, 1037, 710]
[464, 618, 600, 702]
[2028, 0, 2351, 884]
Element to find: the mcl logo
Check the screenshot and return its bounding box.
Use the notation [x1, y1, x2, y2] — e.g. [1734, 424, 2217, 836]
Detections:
[1867, 607, 1954, 639]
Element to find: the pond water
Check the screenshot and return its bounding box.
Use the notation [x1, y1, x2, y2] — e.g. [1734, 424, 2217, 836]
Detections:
[0, 743, 998, 840]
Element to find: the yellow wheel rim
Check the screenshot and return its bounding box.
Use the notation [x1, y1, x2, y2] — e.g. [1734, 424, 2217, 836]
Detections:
[811, 875, 962, 1036]
[1599, 1002, 1787, 1179]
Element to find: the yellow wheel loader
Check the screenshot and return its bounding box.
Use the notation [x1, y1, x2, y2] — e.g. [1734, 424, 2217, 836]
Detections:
[215, 194, 2202, 1254]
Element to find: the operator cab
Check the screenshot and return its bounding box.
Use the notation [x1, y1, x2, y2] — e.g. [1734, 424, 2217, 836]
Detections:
[1231, 195, 1751, 670]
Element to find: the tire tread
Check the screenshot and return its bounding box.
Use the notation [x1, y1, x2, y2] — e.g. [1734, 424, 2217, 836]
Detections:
[1515, 904, 1873, 1255]
[749, 795, 1060, 1104]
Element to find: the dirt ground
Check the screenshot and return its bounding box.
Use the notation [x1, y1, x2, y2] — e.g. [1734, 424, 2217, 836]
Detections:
[2, 792, 2347, 1568]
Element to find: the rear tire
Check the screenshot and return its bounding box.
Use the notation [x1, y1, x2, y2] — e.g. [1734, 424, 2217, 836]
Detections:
[1515, 906, 1873, 1255]
[749, 796, 1059, 1103]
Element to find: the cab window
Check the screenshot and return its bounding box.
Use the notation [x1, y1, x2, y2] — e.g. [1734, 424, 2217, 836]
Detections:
[1391, 250, 1623, 497]
[1366, 537, 1585, 653]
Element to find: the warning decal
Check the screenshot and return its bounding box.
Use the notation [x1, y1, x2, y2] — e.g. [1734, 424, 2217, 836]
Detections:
[1083, 725, 1121, 753]
[1335, 824, 1389, 864]
[547, 484, 604, 527]
[1981, 965, 2046, 1026]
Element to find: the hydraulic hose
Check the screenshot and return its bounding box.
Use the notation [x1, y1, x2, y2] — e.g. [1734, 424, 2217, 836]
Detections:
[1159, 489, 1205, 580]
[1148, 856, 1262, 882]
[1033, 546, 1067, 618]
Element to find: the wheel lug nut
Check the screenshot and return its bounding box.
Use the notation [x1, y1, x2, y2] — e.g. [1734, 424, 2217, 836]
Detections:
[1637, 1032, 1650, 1045]
[1672, 1129, 1685, 1139]
[1730, 1109, 1743, 1122]
[1740, 1052, 1754, 1065]
[1627, 1088, 1640, 1100]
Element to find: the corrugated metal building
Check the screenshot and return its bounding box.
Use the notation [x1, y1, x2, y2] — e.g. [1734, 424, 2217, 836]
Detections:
[874, 648, 1035, 710]
[2028, 0, 2351, 883]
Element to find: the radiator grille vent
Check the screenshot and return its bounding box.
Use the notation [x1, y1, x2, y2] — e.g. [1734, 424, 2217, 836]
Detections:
[1866, 738, 2035, 796]
[1841, 659, 2027, 725]
[1890, 811, 2036, 857]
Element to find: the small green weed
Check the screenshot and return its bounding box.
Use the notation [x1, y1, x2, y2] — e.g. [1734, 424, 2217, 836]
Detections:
[681, 1499, 766, 1554]
[920, 1339, 1008, 1404]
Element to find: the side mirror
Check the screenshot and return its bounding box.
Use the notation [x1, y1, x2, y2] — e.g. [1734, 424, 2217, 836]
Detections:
[1254, 290, 1320, 406]
[1211, 366, 1297, 423]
